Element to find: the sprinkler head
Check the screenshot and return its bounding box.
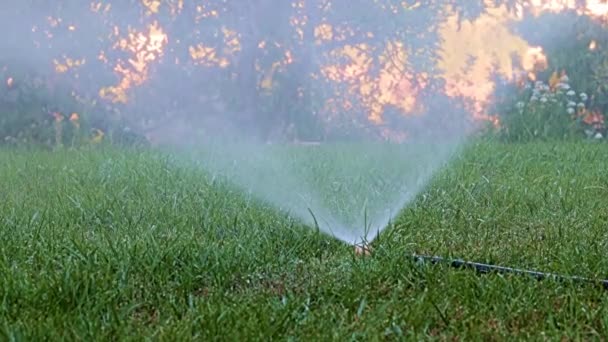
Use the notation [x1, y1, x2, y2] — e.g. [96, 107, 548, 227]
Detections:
[354, 243, 373, 256]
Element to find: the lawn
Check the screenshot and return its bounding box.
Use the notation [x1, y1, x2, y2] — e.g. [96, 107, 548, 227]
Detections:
[1, 141, 608, 340]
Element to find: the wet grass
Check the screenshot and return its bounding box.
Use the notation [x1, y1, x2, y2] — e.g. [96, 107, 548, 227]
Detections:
[1, 140, 608, 340]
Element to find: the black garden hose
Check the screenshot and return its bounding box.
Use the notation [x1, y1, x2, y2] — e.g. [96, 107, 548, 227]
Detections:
[411, 254, 608, 290]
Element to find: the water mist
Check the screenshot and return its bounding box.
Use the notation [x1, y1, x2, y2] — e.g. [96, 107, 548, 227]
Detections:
[1, 2, 476, 247]
[5, 1, 608, 291]
[191, 136, 466, 246]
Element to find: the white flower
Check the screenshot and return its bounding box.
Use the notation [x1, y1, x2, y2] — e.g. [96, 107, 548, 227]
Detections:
[577, 102, 585, 108]
[540, 96, 548, 103]
[530, 95, 538, 102]
[580, 93, 588, 101]
[516, 101, 525, 109]
[535, 80, 544, 88]
[567, 101, 577, 107]
[558, 83, 570, 90]
[567, 107, 575, 115]
[566, 90, 576, 96]
[560, 75, 569, 82]
[524, 83, 532, 89]
[595, 132, 603, 139]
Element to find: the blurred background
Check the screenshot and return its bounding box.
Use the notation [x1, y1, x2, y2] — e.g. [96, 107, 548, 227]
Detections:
[0, 0, 606, 148]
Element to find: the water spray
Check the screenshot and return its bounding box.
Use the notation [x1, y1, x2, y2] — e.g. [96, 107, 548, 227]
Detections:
[352, 242, 608, 290]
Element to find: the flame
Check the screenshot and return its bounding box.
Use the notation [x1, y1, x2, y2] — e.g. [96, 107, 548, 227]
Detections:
[438, 4, 549, 121]
[260, 45, 295, 90]
[316, 2, 564, 132]
[190, 44, 230, 67]
[142, 0, 161, 15]
[54, 57, 86, 73]
[430, 0, 605, 125]
[315, 23, 333, 43]
[189, 27, 239, 68]
[100, 21, 168, 103]
[525, 0, 608, 17]
[25, 0, 606, 140]
[587, 0, 608, 17]
[6, 77, 13, 87]
[222, 28, 241, 54]
[326, 43, 420, 118]
[141, 0, 184, 16]
[590, 40, 598, 50]
[195, 5, 219, 22]
[170, 0, 184, 16]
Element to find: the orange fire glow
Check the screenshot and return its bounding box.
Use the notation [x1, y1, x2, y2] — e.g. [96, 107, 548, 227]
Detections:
[590, 40, 598, 50]
[54, 57, 86, 73]
[524, 0, 608, 17]
[190, 44, 230, 67]
[99, 21, 168, 103]
[438, 4, 549, 122]
[189, 27, 240, 68]
[194, 4, 219, 22]
[33, 0, 606, 140]
[141, 0, 184, 17]
[320, 41, 426, 128]
[317, 2, 558, 130]
[141, 0, 161, 15]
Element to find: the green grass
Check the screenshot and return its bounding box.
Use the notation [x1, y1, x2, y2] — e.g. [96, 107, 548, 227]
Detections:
[1, 141, 608, 340]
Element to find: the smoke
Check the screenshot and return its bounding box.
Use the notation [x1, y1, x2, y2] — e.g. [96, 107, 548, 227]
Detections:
[1, 1, 604, 245]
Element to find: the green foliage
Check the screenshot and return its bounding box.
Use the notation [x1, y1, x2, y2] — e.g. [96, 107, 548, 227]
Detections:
[497, 77, 584, 141]
[0, 67, 65, 147]
[495, 13, 607, 142]
[517, 12, 608, 112]
[0, 62, 150, 148]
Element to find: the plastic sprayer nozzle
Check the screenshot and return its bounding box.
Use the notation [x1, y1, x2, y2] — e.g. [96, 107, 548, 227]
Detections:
[354, 243, 373, 256]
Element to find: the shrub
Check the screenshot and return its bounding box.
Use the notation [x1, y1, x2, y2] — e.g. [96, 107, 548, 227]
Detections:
[0, 65, 147, 149]
[497, 72, 603, 141]
[495, 12, 607, 142]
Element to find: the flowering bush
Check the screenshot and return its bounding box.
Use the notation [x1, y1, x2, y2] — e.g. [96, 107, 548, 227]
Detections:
[497, 71, 605, 142]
